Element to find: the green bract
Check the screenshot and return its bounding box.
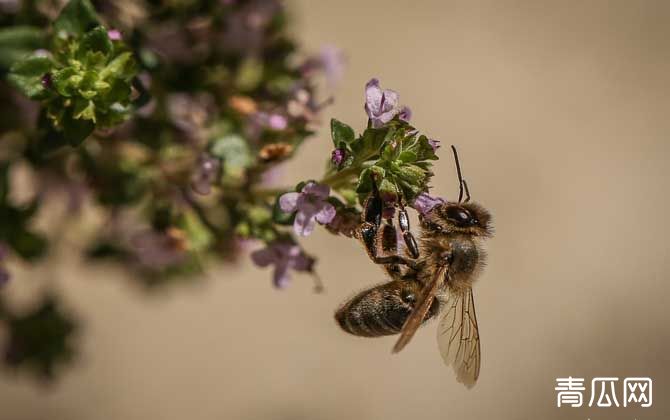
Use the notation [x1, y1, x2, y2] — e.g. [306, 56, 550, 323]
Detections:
[327, 118, 438, 204]
[7, 0, 137, 146]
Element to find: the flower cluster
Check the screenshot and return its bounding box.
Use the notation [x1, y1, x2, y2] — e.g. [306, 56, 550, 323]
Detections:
[0, 0, 341, 379]
[0, 0, 447, 384]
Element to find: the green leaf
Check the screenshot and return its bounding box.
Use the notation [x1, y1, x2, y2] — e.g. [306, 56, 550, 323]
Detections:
[51, 67, 78, 97]
[99, 52, 135, 80]
[235, 57, 263, 92]
[355, 165, 385, 194]
[210, 134, 252, 178]
[7, 54, 53, 99]
[77, 26, 112, 59]
[54, 0, 100, 37]
[0, 26, 45, 70]
[179, 212, 213, 253]
[330, 118, 355, 146]
[351, 127, 388, 163]
[398, 150, 417, 163]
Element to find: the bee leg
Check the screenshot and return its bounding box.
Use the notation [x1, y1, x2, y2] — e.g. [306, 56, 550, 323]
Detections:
[358, 181, 419, 271]
[398, 203, 420, 259]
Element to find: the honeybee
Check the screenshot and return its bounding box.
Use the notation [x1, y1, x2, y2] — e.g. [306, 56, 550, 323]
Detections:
[335, 146, 492, 388]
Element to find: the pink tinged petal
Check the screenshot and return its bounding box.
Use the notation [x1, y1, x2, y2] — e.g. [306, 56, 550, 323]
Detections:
[293, 211, 316, 236]
[380, 89, 399, 113]
[315, 202, 336, 224]
[272, 262, 291, 288]
[268, 114, 287, 130]
[251, 248, 276, 267]
[412, 193, 445, 215]
[279, 192, 300, 213]
[108, 29, 122, 41]
[291, 251, 312, 271]
[399, 106, 412, 122]
[365, 78, 383, 116]
[301, 182, 330, 199]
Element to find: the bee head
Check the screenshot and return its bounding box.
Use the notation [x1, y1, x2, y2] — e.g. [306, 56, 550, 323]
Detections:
[419, 145, 492, 237]
[421, 202, 492, 237]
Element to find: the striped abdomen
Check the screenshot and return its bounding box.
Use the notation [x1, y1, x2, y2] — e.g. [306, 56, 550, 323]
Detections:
[335, 279, 438, 337]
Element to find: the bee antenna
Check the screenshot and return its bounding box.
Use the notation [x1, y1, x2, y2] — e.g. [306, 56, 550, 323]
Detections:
[450, 145, 468, 203]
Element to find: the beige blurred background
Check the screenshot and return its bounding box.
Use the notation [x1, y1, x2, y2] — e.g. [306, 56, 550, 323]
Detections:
[1, 0, 669, 419]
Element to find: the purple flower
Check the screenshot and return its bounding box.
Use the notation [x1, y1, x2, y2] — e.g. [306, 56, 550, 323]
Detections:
[251, 112, 288, 132]
[412, 193, 445, 215]
[251, 241, 313, 288]
[279, 182, 336, 236]
[191, 154, 221, 195]
[331, 148, 346, 166]
[428, 138, 441, 152]
[107, 29, 122, 41]
[364, 78, 400, 128]
[301, 45, 346, 87]
[399, 106, 412, 122]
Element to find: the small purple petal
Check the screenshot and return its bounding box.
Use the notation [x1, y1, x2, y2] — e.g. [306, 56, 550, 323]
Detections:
[279, 192, 300, 213]
[273, 262, 290, 288]
[315, 202, 336, 224]
[428, 138, 441, 152]
[412, 193, 445, 215]
[379, 90, 399, 113]
[399, 106, 412, 122]
[267, 114, 287, 130]
[331, 148, 346, 166]
[319, 45, 346, 87]
[365, 78, 383, 117]
[301, 182, 330, 199]
[294, 211, 317, 236]
[108, 29, 122, 41]
[251, 248, 276, 267]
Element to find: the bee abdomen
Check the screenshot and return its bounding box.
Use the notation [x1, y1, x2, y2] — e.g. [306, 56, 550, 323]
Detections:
[335, 282, 414, 337]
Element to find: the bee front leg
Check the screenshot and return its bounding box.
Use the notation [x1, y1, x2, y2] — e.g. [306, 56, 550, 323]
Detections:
[398, 203, 420, 259]
[358, 181, 419, 271]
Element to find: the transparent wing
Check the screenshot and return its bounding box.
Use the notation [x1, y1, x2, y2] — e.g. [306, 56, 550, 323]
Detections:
[437, 288, 481, 388]
[391, 265, 447, 353]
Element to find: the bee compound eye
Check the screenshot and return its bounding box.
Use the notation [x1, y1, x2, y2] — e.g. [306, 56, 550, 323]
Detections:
[402, 292, 416, 304]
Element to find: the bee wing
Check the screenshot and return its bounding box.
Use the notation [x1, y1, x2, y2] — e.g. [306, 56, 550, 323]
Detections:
[437, 288, 481, 388]
[391, 264, 447, 353]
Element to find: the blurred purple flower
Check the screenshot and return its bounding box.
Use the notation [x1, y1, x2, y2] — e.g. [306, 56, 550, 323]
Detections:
[301, 45, 346, 87]
[412, 193, 445, 215]
[399, 106, 412, 122]
[364, 78, 400, 128]
[428, 138, 441, 152]
[331, 148, 346, 166]
[191, 154, 221, 195]
[319, 45, 346, 87]
[279, 182, 336, 236]
[251, 241, 313, 288]
[107, 29, 122, 41]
